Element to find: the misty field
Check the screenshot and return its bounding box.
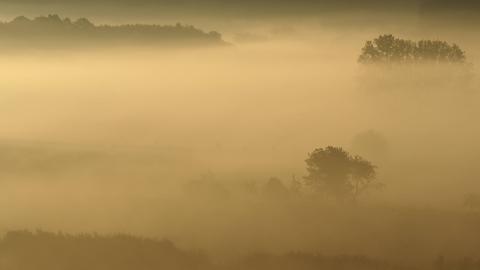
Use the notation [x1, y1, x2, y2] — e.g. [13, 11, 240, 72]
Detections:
[1, 1, 480, 270]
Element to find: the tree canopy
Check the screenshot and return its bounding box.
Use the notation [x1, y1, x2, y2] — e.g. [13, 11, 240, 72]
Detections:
[359, 34, 466, 65]
[304, 146, 379, 200]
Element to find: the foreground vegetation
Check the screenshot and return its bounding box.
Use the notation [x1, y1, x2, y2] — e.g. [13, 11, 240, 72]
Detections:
[0, 230, 479, 270]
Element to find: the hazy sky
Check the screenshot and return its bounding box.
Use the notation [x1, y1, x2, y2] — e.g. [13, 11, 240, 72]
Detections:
[0, 0, 430, 17]
[0, 0, 478, 28]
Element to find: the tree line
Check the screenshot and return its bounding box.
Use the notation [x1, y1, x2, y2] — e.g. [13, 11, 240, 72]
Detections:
[359, 34, 466, 65]
[0, 15, 226, 47]
[185, 146, 381, 203]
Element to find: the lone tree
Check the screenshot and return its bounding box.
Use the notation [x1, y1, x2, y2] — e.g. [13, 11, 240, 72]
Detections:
[359, 34, 466, 65]
[304, 146, 379, 201]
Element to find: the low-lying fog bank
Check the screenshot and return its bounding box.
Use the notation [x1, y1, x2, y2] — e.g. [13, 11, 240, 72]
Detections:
[0, 20, 479, 268]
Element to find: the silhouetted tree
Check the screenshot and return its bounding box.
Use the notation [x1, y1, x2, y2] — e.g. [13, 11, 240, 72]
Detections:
[304, 146, 378, 201]
[359, 34, 466, 64]
[350, 155, 377, 198]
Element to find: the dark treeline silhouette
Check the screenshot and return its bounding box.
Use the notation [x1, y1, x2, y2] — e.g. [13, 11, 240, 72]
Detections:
[359, 35, 466, 65]
[0, 230, 211, 270]
[0, 14, 226, 48]
[2, 230, 479, 270]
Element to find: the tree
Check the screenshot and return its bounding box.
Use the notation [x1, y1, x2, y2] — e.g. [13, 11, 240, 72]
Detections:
[304, 146, 379, 201]
[359, 34, 466, 65]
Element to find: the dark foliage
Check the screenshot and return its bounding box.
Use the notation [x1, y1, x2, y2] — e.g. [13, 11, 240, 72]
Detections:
[0, 15, 225, 48]
[304, 146, 378, 200]
[0, 230, 211, 270]
[359, 35, 466, 65]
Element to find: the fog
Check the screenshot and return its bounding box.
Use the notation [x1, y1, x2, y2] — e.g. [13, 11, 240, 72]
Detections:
[1, 7, 480, 270]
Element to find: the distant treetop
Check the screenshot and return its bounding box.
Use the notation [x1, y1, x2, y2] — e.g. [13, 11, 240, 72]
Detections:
[359, 34, 466, 65]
